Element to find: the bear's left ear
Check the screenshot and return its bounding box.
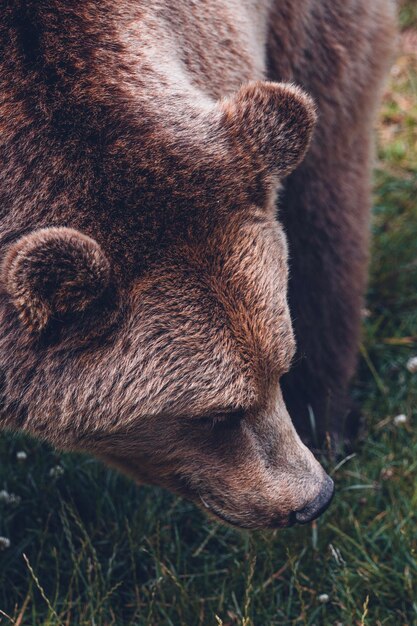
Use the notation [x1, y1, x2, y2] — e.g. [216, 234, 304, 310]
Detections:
[2, 227, 111, 332]
[215, 81, 317, 196]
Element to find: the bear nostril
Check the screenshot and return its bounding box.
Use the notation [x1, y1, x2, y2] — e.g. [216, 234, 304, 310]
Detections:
[294, 475, 335, 525]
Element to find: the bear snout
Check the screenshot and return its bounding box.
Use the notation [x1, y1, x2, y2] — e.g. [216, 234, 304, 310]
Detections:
[294, 474, 335, 524]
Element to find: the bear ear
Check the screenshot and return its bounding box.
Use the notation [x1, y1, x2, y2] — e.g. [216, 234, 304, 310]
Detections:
[2, 227, 111, 332]
[217, 81, 317, 193]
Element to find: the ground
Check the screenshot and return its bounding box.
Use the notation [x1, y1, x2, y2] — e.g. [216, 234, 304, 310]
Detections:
[0, 5, 416, 625]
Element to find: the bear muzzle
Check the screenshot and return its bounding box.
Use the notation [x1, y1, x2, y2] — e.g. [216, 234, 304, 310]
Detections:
[294, 474, 335, 524]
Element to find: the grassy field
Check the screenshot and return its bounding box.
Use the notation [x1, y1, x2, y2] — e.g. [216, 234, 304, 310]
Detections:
[1, 7, 416, 626]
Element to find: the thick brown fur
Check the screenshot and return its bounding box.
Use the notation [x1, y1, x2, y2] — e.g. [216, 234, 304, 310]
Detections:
[0, 0, 395, 528]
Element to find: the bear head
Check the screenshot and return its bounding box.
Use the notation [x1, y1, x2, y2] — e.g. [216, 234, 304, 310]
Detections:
[0, 81, 333, 528]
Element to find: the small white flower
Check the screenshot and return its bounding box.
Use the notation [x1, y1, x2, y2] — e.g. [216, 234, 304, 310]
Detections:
[16, 451, 27, 462]
[0, 490, 21, 505]
[0, 536, 11, 550]
[393, 414, 407, 426]
[49, 465, 64, 478]
[318, 593, 330, 604]
[391, 64, 401, 77]
[406, 356, 417, 374]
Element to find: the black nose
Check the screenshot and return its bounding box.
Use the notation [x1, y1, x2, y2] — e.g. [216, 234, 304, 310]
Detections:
[295, 475, 334, 524]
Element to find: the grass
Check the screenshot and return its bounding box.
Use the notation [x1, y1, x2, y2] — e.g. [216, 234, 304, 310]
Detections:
[1, 7, 416, 626]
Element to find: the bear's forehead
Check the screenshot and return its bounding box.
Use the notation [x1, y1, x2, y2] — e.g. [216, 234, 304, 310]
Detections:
[121, 213, 294, 380]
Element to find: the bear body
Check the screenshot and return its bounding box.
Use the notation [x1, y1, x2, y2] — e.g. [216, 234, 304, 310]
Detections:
[0, 0, 395, 528]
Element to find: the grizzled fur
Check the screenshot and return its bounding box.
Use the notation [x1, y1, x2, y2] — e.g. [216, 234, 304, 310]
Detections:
[0, 0, 395, 528]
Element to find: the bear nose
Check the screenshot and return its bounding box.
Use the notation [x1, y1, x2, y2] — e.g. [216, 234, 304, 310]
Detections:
[295, 475, 335, 524]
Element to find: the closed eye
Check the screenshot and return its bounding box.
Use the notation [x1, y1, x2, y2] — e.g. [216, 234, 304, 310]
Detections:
[197, 408, 245, 429]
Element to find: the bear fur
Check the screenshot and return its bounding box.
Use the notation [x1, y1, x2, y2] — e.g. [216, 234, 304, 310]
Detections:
[0, 0, 395, 528]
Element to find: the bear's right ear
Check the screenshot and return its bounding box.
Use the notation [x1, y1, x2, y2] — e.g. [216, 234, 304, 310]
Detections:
[2, 227, 111, 333]
[214, 81, 317, 199]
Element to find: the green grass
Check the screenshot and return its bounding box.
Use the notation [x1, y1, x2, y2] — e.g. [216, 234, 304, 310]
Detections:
[1, 9, 417, 626]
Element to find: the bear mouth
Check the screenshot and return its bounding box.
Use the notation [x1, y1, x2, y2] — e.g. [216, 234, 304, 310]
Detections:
[198, 494, 292, 530]
[199, 495, 254, 528]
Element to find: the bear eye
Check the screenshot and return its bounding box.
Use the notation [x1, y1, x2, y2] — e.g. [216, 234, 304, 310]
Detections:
[198, 408, 245, 429]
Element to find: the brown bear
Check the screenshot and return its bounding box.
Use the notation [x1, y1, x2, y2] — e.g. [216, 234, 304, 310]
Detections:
[0, 0, 395, 529]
